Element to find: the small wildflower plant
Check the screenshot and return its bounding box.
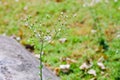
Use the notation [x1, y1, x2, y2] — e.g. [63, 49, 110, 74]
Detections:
[23, 13, 68, 80]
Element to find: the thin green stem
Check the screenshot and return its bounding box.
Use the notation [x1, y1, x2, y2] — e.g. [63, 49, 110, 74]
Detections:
[40, 39, 44, 80]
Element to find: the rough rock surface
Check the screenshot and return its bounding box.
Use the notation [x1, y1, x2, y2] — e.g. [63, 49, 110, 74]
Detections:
[0, 36, 60, 80]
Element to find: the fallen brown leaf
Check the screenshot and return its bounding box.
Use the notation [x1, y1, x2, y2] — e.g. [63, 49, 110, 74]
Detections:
[59, 38, 67, 43]
[88, 69, 96, 76]
[60, 64, 70, 73]
[79, 62, 92, 70]
[97, 62, 106, 70]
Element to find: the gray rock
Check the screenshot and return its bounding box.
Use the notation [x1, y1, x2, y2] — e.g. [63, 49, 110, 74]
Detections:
[0, 36, 60, 80]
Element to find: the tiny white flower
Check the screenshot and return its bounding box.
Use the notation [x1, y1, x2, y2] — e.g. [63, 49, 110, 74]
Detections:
[44, 36, 52, 41]
[58, 28, 61, 31]
[35, 33, 41, 38]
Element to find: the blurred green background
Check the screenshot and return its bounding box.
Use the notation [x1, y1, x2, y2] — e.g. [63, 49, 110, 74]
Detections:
[0, 0, 120, 80]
